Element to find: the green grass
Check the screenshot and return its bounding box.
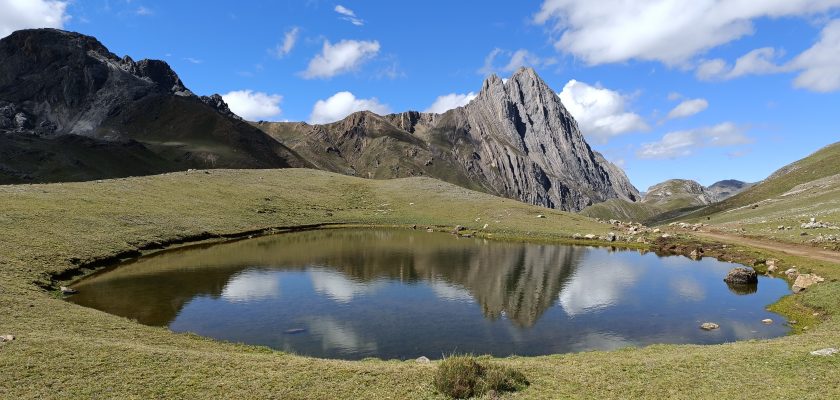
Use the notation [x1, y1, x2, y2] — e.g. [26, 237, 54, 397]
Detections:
[2, 168, 840, 399]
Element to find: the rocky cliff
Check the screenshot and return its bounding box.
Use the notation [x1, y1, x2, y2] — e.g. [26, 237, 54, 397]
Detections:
[258, 67, 640, 211]
[0, 29, 307, 183]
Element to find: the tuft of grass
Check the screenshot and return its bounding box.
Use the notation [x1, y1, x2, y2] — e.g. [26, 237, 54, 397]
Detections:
[434, 355, 528, 399]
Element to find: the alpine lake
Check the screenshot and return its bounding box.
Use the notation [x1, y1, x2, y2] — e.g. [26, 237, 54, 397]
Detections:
[67, 228, 790, 360]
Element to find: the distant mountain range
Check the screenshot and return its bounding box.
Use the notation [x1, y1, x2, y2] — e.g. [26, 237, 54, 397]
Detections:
[0, 29, 638, 212]
[582, 178, 753, 223]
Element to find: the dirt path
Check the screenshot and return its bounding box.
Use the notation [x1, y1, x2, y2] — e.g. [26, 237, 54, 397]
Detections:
[693, 231, 840, 264]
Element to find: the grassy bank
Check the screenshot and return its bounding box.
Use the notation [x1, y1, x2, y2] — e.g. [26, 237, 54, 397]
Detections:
[2, 169, 839, 399]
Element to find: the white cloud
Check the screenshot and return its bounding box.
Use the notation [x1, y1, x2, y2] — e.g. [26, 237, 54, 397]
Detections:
[789, 19, 840, 92]
[134, 6, 153, 16]
[696, 47, 786, 80]
[183, 57, 202, 64]
[272, 27, 299, 58]
[221, 90, 283, 121]
[0, 0, 69, 38]
[666, 98, 708, 119]
[302, 39, 380, 79]
[692, 20, 840, 92]
[309, 91, 391, 124]
[334, 5, 364, 26]
[424, 92, 477, 113]
[533, 0, 840, 65]
[479, 47, 556, 74]
[637, 122, 752, 159]
[558, 79, 648, 143]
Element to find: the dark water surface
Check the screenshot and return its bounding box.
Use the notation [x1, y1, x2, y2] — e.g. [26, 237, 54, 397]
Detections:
[68, 229, 790, 360]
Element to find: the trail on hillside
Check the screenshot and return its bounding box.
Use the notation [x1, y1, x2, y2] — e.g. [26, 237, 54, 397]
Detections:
[693, 231, 840, 264]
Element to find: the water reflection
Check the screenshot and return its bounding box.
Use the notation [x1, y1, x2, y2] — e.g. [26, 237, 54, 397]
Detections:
[68, 229, 791, 360]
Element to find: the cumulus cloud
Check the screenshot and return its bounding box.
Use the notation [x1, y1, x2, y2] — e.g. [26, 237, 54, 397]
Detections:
[666, 98, 708, 119]
[637, 122, 752, 159]
[0, 0, 69, 38]
[309, 91, 390, 124]
[424, 92, 477, 113]
[789, 19, 840, 92]
[221, 90, 282, 121]
[693, 20, 840, 92]
[302, 39, 380, 79]
[533, 0, 840, 65]
[696, 47, 786, 80]
[479, 48, 556, 75]
[334, 5, 364, 26]
[272, 27, 299, 58]
[558, 79, 648, 143]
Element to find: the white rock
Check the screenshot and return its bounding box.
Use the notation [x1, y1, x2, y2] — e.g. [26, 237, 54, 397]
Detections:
[415, 356, 431, 364]
[700, 322, 719, 331]
[761, 319, 773, 324]
[810, 348, 838, 356]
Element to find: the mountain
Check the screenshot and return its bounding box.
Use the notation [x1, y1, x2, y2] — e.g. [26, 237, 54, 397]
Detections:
[581, 178, 752, 223]
[0, 29, 308, 183]
[257, 67, 640, 211]
[706, 179, 754, 202]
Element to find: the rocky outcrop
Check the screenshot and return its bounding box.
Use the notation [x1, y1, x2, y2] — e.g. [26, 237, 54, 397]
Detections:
[706, 179, 753, 202]
[257, 67, 640, 211]
[0, 29, 307, 183]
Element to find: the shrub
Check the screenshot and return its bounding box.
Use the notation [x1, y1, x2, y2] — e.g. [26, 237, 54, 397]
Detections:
[433, 355, 528, 399]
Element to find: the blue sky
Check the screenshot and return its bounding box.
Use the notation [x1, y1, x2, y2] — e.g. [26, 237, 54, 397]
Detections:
[4, 0, 840, 190]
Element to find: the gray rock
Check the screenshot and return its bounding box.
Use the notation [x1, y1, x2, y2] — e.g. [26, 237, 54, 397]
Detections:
[59, 286, 78, 295]
[415, 356, 431, 364]
[0, 334, 14, 342]
[723, 268, 758, 285]
[792, 274, 825, 293]
[810, 348, 838, 356]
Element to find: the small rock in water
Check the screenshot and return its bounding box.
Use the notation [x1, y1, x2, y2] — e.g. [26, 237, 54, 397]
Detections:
[810, 348, 838, 356]
[283, 328, 306, 335]
[60, 286, 78, 295]
[700, 322, 720, 331]
[0, 334, 14, 342]
[761, 319, 773, 325]
[723, 268, 758, 285]
[415, 356, 431, 364]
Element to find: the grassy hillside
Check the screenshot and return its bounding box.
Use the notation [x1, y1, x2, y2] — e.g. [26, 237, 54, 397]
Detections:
[2, 169, 839, 399]
[580, 198, 662, 222]
[581, 179, 709, 224]
[685, 142, 840, 220]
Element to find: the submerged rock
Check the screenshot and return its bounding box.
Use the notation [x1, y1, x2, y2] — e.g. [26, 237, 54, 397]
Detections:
[762, 319, 773, 325]
[700, 322, 720, 331]
[723, 268, 758, 285]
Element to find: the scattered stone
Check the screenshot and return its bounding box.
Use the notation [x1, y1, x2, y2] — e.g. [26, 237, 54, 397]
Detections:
[700, 322, 720, 331]
[792, 274, 825, 293]
[810, 348, 838, 356]
[723, 268, 758, 285]
[653, 228, 661, 233]
[415, 356, 431, 364]
[426, 228, 434, 233]
[0, 334, 14, 342]
[573, 233, 582, 239]
[607, 232, 617, 242]
[283, 328, 306, 335]
[451, 225, 465, 234]
[784, 268, 798, 278]
[482, 224, 489, 230]
[762, 319, 773, 325]
[536, 214, 546, 219]
[60, 286, 78, 295]
[584, 234, 597, 240]
[767, 265, 778, 274]
[766, 259, 777, 269]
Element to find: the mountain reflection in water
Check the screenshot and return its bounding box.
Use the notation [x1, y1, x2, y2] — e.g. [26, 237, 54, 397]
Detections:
[69, 229, 790, 359]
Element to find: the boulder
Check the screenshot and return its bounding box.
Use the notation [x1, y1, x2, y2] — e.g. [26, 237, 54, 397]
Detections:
[415, 356, 431, 364]
[792, 274, 825, 293]
[700, 322, 719, 331]
[723, 268, 758, 285]
[584, 234, 596, 240]
[810, 348, 838, 356]
[0, 334, 14, 342]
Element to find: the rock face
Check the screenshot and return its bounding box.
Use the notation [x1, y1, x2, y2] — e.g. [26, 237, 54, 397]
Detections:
[723, 267, 758, 285]
[258, 67, 640, 211]
[706, 179, 754, 202]
[0, 29, 307, 184]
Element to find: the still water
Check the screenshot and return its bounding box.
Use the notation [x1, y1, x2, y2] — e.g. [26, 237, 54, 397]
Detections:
[68, 229, 790, 360]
